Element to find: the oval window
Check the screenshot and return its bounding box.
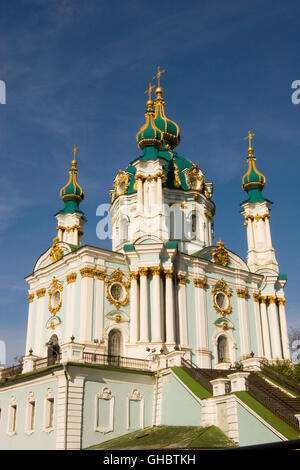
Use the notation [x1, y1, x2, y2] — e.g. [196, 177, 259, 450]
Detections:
[51, 290, 61, 309]
[215, 292, 228, 310]
[110, 283, 124, 301]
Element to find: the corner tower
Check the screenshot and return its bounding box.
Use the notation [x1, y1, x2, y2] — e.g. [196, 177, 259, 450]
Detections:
[240, 131, 278, 275]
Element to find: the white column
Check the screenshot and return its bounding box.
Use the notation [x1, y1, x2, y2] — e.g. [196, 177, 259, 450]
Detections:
[237, 290, 251, 358]
[260, 297, 272, 359]
[25, 294, 35, 355]
[137, 177, 144, 211]
[253, 294, 264, 357]
[65, 273, 77, 343]
[34, 288, 47, 357]
[177, 274, 188, 346]
[94, 270, 105, 341]
[165, 270, 176, 344]
[264, 216, 273, 248]
[139, 268, 149, 342]
[268, 297, 283, 359]
[247, 218, 255, 250]
[151, 267, 162, 342]
[277, 298, 290, 360]
[194, 279, 210, 368]
[79, 268, 94, 343]
[129, 272, 139, 344]
[204, 217, 209, 245]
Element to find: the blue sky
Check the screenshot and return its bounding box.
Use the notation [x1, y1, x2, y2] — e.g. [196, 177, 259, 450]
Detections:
[1, 0, 300, 364]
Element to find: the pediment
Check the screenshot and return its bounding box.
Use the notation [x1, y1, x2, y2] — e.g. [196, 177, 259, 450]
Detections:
[194, 245, 249, 271]
[34, 241, 72, 272]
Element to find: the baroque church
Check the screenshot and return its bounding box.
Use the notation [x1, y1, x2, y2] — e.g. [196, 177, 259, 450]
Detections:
[0, 70, 298, 450]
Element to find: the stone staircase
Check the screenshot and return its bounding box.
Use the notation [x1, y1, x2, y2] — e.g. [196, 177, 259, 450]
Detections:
[181, 358, 300, 432]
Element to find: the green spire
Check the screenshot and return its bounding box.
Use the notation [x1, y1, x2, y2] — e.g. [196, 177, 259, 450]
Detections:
[242, 131, 267, 203]
[57, 146, 85, 215]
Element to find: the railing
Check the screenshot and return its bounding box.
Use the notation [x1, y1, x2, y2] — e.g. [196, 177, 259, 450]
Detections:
[181, 358, 213, 393]
[261, 363, 300, 396]
[247, 373, 300, 431]
[0, 364, 23, 379]
[82, 353, 151, 372]
[34, 355, 62, 371]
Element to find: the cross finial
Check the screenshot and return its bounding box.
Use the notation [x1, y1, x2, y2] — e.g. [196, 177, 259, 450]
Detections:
[72, 145, 79, 161]
[145, 82, 155, 101]
[244, 130, 255, 156]
[153, 66, 166, 88]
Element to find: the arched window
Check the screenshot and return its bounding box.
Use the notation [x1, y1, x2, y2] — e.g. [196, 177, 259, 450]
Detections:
[108, 329, 122, 366]
[47, 334, 60, 366]
[119, 217, 129, 243]
[217, 335, 229, 363]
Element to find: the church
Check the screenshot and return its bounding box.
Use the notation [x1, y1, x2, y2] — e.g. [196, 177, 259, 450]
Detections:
[0, 70, 298, 450]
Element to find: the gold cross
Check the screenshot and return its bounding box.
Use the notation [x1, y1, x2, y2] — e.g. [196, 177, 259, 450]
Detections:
[153, 66, 166, 87]
[244, 130, 255, 148]
[145, 82, 155, 101]
[72, 145, 78, 160]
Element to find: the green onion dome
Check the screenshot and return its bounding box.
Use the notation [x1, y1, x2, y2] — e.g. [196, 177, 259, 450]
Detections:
[58, 159, 85, 214]
[136, 100, 163, 150]
[153, 87, 180, 150]
[242, 145, 266, 203]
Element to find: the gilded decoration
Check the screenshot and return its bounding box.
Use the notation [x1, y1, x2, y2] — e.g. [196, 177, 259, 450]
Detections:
[36, 288, 46, 298]
[164, 269, 174, 279]
[28, 294, 34, 303]
[211, 279, 232, 316]
[177, 273, 188, 285]
[253, 293, 260, 303]
[49, 237, 63, 263]
[138, 267, 149, 277]
[66, 273, 77, 284]
[186, 164, 204, 191]
[236, 289, 249, 299]
[268, 296, 277, 305]
[48, 277, 63, 316]
[113, 170, 130, 198]
[194, 279, 207, 289]
[80, 267, 95, 278]
[115, 314, 122, 323]
[150, 266, 161, 276]
[105, 269, 130, 309]
[204, 210, 213, 220]
[129, 271, 139, 281]
[277, 297, 286, 306]
[212, 240, 229, 267]
[94, 269, 106, 280]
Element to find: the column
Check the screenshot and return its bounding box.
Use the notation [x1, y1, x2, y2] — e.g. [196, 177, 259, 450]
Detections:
[94, 270, 106, 341]
[156, 174, 163, 208]
[252, 294, 264, 357]
[139, 267, 149, 342]
[177, 274, 188, 346]
[79, 268, 94, 343]
[260, 297, 272, 359]
[246, 217, 255, 250]
[34, 288, 47, 357]
[236, 289, 251, 358]
[137, 177, 144, 211]
[164, 270, 176, 344]
[65, 273, 77, 343]
[277, 298, 290, 360]
[194, 279, 210, 368]
[264, 215, 273, 248]
[129, 271, 139, 344]
[25, 293, 35, 355]
[151, 267, 162, 342]
[268, 296, 283, 359]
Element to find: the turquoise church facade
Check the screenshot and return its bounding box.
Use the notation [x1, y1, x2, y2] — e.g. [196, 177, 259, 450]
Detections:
[0, 75, 297, 450]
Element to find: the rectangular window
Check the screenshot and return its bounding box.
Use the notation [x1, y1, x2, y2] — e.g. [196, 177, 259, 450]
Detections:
[27, 401, 35, 432]
[9, 405, 17, 434]
[45, 398, 54, 429]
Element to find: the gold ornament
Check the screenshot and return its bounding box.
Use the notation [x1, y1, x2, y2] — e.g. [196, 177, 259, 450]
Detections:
[115, 314, 122, 323]
[177, 273, 188, 285]
[212, 279, 232, 316]
[49, 237, 63, 263]
[194, 279, 207, 289]
[28, 294, 34, 303]
[80, 267, 95, 278]
[105, 269, 129, 309]
[186, 164, 204, 191]
[48, 277, 63, 316]
[213, 240, 229, 267]
[164, 269, 174, 279]
[66, 273, 77, 284]
[36, 288, 46, 298]
[236, 289, 249, 299]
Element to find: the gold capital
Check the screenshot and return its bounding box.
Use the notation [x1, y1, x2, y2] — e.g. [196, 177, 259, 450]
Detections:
[66, 273, 77, 284]
[277, 297, 286, 306]
[36, 288, 46, 298]
[94, 270, 106, 280]
[236, 289, 249, 299]
[150, 266, 161, 276]
[139, 267, 149, 277]
[164, 269, 174, 279]
[194, 279, 207, 289]
[253, 293, 260, 303]
[28, 294, 34, 303]
[177, 273, 188, 285]
[129, 271, 139, 281]
[80, 267, 95, 278]
[268, 296, 277, 305]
